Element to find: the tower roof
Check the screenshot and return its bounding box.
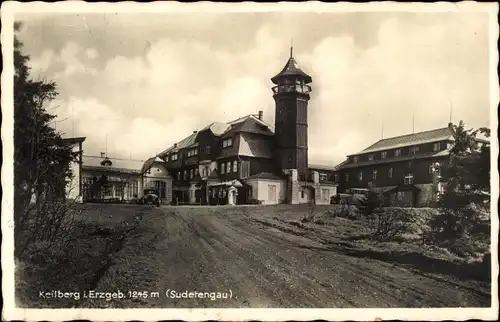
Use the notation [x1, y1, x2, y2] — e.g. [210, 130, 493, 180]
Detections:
[271, 47, 312, 84]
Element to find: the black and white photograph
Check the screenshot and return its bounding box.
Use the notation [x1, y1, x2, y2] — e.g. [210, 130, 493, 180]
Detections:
[1, 1, 498, 321]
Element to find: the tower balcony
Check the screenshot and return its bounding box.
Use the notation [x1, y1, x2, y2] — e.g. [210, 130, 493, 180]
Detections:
[272, 84, 312, 95]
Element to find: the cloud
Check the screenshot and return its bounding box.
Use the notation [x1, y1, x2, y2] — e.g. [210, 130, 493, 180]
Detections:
[23, 12, 490, 166]
[85, 48, 99, 60]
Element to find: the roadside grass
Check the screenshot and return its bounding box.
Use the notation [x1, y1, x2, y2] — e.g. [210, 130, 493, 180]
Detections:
[15, 204, 163, 308]
[241, 204, 490, 283]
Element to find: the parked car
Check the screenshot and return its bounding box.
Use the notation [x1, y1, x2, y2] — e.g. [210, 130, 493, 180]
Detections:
[138, 188, 161, 207]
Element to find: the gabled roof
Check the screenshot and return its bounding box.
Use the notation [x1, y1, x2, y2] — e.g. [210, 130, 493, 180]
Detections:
[158, 114, 274, 158]
[336, 148, 452, 170]
[271, 49, 312, 84]
[351, 126, 455, 156]
[223, 115, 274, 137]
[207, 169, 220, 180]
[141, 156, 165, 174]
[199, 122, 231, 136]
[237, 133, 274, 159]
[158, 131, 198, 157]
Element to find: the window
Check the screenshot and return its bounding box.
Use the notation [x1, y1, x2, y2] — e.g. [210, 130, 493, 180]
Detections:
[222, 138, 233, 148]
[322, 189, 329, 202]
[206, 145, 211, 154]
[233, 161, 238, 173]
[388, 168, 393, 178]
[127, 181, 138, 199]
[190, 169, 194, 179]
[404, 173, 414, 185]
[154, 181, 166, 199]
[177, 172, 181, 180]
[372, 169, 378, 180]
[301, 190, 305, 198]
[334, 174, 339, 182]
[353, 156, 359, 163]
[433, 143, 440, 152]
[171, 153, 178, 161]
[103, 186, 112, 198]
[368, 154, 374, 161]
[381, 151, 387, 159]
[201, 167, 205, 177]
[410, 146, 419, 155]
[226, 161, 231, 173]
[241, 161, 250, 178]
[320, 173, 328, 181]
[429, 164, 434, 174]
[268, 185, 277, 201]
[345, 173, 349, 182]
[195, 168, 199, 176]
[221, 163, 225, 174]
[205, 166, 210, 177]
[183, 170, 187, 180]
[358, 171, 363, 181]
[395, 149, 402, 157]
[187, 149, 198, 157]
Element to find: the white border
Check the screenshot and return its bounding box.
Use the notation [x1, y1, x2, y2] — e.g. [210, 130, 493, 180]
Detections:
[1, 1, 499, 321]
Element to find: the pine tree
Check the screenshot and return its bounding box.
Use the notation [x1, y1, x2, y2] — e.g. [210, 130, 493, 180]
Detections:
[428, 121, 490, 247]
[14, 23, 76, 256]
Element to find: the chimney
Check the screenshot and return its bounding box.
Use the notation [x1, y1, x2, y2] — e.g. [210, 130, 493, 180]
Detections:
[174, 143, 177, 147]
[100, 152, 105, 158]
[258, 110, 263, 120]
[193, 130, 198, 134]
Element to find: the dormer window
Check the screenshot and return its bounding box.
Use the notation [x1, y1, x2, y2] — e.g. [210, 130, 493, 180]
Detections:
[187, 148, 198, 157]
[395, 149, 402, 157]
[433, 143, 440, 152]
[353, 156, 359, 163]
[381, 151, 387, 159]
[410, 146, 419, 155]
[222, 138, 233, 148]
[171, 153, 178, 161]
[368, 154, 374, 161]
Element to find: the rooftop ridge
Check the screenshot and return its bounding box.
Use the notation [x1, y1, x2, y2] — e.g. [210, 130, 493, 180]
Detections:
[359, 126, 454, 154]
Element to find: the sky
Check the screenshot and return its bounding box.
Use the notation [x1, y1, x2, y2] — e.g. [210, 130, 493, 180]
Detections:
[15, 10, 492, 166]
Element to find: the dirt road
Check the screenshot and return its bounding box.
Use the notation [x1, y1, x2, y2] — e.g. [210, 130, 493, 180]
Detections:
[108, 206, 490, 308]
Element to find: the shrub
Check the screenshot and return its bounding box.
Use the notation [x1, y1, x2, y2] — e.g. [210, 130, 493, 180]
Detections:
[365, 208, 417, 242]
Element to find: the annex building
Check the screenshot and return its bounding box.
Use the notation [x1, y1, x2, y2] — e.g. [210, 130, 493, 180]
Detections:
[65, 47, 338, 205]
[331, 125, 456, 207]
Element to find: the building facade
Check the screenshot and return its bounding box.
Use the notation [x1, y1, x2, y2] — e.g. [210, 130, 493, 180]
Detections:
[155, 47, 337, 205]
[66, 47, 337, 205]
[332, 125, 456, 207]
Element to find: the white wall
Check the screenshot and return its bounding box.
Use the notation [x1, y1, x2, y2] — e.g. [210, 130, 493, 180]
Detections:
[246, 178, 286, 205]
[66, 144, 81, 201]
[298, 186, 313, 204]
[317, 185, 337, 205]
